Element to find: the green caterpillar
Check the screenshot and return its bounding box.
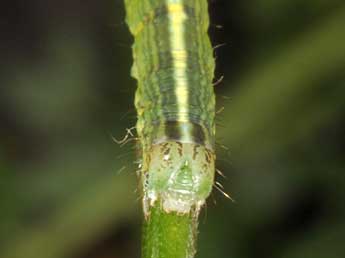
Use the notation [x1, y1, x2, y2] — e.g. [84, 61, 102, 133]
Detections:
[125, 0, 215, 216]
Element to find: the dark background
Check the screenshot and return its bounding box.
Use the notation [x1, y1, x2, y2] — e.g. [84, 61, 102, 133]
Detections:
[1, 1, 345, 258]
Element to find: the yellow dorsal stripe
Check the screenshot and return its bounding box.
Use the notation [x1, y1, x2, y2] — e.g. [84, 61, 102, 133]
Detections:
[167, 1, 189, 123]
[167, 3, 184, 13]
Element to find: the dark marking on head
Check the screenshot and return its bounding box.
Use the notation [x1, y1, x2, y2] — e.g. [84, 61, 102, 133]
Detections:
[176, 142, 183, 156]
[193, 145, 199, 160]
[163, 146, 170, 156]
[161, 142, 169, 153]
[205, 152, 210, 163]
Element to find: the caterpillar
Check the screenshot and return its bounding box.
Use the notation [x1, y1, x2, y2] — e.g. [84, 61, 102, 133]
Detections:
[124, 0, 215, 216]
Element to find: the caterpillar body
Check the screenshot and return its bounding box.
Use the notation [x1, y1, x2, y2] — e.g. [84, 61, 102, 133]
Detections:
[125, 0, 215, 215]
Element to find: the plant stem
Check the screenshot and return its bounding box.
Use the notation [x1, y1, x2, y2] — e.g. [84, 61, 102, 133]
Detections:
[142, 203, 197, 258]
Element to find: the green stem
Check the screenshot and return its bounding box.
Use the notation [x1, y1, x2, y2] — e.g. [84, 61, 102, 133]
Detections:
[142, 203, 198, 258]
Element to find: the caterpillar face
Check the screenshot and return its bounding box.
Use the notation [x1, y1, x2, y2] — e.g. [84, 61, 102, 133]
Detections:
[143, 142, 215, 215]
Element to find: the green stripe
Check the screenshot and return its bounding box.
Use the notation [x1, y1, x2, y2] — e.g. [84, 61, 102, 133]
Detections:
[184, 1, 215, 147]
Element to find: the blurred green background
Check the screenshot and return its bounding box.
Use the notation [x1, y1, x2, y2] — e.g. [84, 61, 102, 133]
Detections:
[1, 1, 344, 258]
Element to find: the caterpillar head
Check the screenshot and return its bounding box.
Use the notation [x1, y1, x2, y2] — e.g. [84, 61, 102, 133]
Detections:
[142, 142, 215, 215]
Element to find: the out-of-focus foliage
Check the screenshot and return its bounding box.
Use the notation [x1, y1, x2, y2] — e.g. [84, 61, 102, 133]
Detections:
[0, 1, 344, 258]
